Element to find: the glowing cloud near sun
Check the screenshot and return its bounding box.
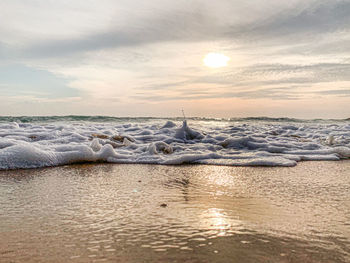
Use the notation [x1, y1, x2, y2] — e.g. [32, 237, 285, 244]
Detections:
[203, 53, 230, 68]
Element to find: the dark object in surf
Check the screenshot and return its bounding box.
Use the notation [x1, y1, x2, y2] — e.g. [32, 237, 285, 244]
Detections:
[91, 133, 109, 139]
[111, 135, 135, 142]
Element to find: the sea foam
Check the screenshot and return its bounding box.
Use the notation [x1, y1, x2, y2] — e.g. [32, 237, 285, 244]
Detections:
[0, 118, 349, 170]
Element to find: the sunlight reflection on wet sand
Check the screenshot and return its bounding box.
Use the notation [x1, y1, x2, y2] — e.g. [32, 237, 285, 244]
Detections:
[0, 161, 349, 262]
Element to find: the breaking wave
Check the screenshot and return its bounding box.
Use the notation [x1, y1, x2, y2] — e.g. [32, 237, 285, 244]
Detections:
[0, 117, 349, 170]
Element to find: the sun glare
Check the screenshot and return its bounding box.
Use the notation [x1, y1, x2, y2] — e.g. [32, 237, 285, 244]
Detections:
[203, 53, 230, 68]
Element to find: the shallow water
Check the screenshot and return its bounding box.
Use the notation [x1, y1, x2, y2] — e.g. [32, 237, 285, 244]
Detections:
[0, 162, 349, 262]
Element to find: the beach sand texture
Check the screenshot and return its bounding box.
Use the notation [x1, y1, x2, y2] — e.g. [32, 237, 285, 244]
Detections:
[0, 161, 349, 262]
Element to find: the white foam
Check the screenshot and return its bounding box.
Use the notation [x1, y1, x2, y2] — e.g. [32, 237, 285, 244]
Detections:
[174, 121, 204, 140]
[0, 119, 349, 170]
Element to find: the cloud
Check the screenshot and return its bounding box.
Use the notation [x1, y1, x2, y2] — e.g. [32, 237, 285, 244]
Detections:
[9, 0, 346, 59]
[22, 8, 219, 58]
[240, 62, 350, 83]
[135, 62, 350, 94]
[315, 89, 350, 96]
[260, 0, 350, 35]
[132, 85, 303, 101]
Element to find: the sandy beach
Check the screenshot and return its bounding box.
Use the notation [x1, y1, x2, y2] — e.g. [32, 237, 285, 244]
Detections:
[0, 161, 349, 262]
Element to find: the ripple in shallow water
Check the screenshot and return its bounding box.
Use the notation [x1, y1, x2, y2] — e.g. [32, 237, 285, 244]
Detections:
[0, 162, 349, 262]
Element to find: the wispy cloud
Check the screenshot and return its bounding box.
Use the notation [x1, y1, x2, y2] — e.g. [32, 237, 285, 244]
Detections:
[7, 0, 346, 59]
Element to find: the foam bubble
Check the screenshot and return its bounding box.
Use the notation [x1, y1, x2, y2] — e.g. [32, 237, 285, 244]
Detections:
[0, 118, 349, 170]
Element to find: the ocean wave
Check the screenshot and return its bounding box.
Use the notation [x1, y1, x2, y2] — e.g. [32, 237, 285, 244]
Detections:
[0, 118, 349, 170]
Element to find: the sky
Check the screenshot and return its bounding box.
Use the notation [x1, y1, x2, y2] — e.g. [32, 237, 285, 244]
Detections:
[0, 0, 349, 118]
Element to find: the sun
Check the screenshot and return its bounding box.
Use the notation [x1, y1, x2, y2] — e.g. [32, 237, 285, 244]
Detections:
[203, 53, 230, 68]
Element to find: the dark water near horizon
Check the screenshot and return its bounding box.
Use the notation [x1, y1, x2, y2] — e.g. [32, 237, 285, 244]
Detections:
[0, 115, 349, 124]
[0, 162, 349, 262]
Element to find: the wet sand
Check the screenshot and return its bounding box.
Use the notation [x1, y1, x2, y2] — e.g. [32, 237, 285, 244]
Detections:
[0, 161, 349, 262]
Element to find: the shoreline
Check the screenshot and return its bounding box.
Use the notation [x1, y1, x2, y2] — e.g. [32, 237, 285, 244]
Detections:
[1, 158, 350, 173]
